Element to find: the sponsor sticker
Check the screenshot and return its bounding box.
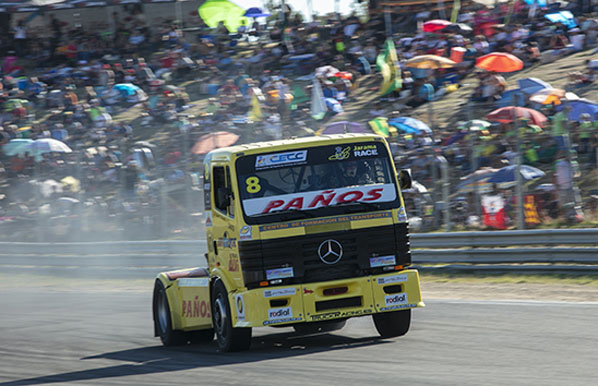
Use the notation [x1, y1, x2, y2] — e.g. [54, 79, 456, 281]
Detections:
[380, 303, 418, 311]
[264, 288, 297, 298]
[377, 274, 408, 285]
[177, 278, 209, 287]
[353, 144, 379, 157]
[369, 255, 396, 268]
[268, 307, 292, 320]
[328, 146, 351, 161]
[397, 207, 407, 222]
[239, 225, 252, 241]
[259, 212, 392, 232]
[235, 295, 245, 321]
[205, 213, 212, 227]
[384, 293, 408, 307]
[310, 309, 373, 321]
[243, 184, 397, 216]
[266, 267, 294, 280]
[263, 317, 302, 326]
[255, 150, 307, 169]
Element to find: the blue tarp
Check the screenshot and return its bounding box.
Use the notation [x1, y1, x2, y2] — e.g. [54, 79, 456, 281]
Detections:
[497, 88, 526, 108]
[545, 11, 577, 29]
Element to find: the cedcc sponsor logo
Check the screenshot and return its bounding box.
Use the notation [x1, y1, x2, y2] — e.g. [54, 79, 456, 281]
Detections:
[256, 150, 307, 169]
[384, 293, 408, 306]
[268, 307, 292, 320]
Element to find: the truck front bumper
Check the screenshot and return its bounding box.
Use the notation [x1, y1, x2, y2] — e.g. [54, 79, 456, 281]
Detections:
[231, 269, 424, 328]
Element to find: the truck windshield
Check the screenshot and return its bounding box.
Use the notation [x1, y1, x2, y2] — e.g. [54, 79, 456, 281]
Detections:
[236, 141, 400, 224]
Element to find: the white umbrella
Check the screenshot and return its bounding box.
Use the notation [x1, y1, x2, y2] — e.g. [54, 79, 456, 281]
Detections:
[29, 138, 72, 161]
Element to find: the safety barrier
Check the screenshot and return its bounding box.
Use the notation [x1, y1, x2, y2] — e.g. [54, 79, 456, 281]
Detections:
[1, 228, 597, 272]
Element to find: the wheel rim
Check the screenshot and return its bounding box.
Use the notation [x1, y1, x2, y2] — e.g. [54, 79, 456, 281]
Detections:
[213, 295, 228, 338]
[157, 291, 169, 334]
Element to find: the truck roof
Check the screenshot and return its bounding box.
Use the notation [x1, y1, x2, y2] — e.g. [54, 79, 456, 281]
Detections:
[207, 134, 386, 160]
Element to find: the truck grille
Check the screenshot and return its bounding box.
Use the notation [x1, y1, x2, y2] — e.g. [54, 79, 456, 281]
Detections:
[239, 223, 411, 288]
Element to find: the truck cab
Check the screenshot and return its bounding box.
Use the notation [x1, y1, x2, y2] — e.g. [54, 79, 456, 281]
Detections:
[153, 134, 424, 351]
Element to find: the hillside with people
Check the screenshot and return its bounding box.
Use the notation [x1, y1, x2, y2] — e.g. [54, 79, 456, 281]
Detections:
[1, 0, 597, 241]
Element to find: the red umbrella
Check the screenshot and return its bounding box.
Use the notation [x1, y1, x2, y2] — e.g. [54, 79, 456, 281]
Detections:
[423, 19, 451, 33]
[191, 131, 239, 155]
[486, 106, 548, 127]
[476, 52, 523, 73]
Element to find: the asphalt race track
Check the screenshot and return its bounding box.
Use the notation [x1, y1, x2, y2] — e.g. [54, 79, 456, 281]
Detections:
[0, 269, 597, 385]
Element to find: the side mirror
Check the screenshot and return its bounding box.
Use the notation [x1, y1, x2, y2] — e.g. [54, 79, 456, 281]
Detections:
[398, 169, 412, 190]
[216, 187, 231, 210]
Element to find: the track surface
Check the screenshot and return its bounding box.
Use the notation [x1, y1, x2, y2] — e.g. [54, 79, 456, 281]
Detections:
[1, 272, 597, 385]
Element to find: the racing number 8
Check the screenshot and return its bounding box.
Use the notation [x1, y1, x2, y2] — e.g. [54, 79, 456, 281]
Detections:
[245, 176, 261, 194]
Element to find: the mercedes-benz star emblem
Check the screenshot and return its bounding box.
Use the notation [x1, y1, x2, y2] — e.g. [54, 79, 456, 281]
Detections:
[317, 239, 343, 265]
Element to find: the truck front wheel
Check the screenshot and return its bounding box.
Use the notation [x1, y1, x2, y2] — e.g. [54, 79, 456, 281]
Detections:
[211, 280, 252, 352]
[373, 309, 411, 338]
[153, 280, 188, 346]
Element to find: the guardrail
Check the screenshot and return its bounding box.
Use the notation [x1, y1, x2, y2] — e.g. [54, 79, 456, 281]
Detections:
[1, 229, 597, 272]
[409, 228, 598, 272]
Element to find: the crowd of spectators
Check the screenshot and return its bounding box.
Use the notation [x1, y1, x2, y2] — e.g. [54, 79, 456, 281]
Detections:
[1, 1, 598, 240]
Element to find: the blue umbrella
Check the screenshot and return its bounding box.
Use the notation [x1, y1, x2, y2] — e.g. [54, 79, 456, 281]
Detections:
[456, 169, 496, 193]
[545, 11, 577, 29]
[518, 78, 551, 95]
[113, 83, 141, 97]
[487, 165, 545, 186]
[389, 117, 432, 134]
[2, 138, 33, 157]
[523, 0, 547, 7]
[566, 99, 598, 121]
[244, 7, 270, 18]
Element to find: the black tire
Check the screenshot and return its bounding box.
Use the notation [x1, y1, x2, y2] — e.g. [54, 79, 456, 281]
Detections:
[293, 319, 347, 335]
[211, 280, 252, 352]
[372, 309, 411, 338]
[153, 280, 188, 346]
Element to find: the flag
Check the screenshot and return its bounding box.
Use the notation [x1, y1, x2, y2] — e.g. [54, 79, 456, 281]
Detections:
[376, 39, 402, 96]
[451, 0, 461, 23]
[482, 195, 507, 229]
[248, 92, 262, 122]
[368, 117, 397, 137]
[524, 195, 541, 225]
[311, 78, 326, 120]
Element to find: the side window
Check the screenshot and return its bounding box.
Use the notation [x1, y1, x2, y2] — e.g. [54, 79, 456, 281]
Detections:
[213, 166, 227, 213]
[203, 162, 211, 210]
[213, 165, 234, 217]
[225, 166, 234, 218]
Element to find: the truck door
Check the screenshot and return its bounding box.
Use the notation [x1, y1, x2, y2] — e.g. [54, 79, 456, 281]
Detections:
[211, 165, 241, 287]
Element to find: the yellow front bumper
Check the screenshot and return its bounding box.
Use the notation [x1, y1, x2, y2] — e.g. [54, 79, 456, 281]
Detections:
[231, 269, 424, 328]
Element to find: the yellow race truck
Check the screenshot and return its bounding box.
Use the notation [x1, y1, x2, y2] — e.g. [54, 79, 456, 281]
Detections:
[152, 134, 424, 351]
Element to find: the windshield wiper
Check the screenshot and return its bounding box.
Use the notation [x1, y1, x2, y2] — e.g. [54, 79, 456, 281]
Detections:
[330, 201, 382, 213]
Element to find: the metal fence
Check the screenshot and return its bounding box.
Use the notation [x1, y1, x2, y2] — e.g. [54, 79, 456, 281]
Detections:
[1, 229, 596, 273]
